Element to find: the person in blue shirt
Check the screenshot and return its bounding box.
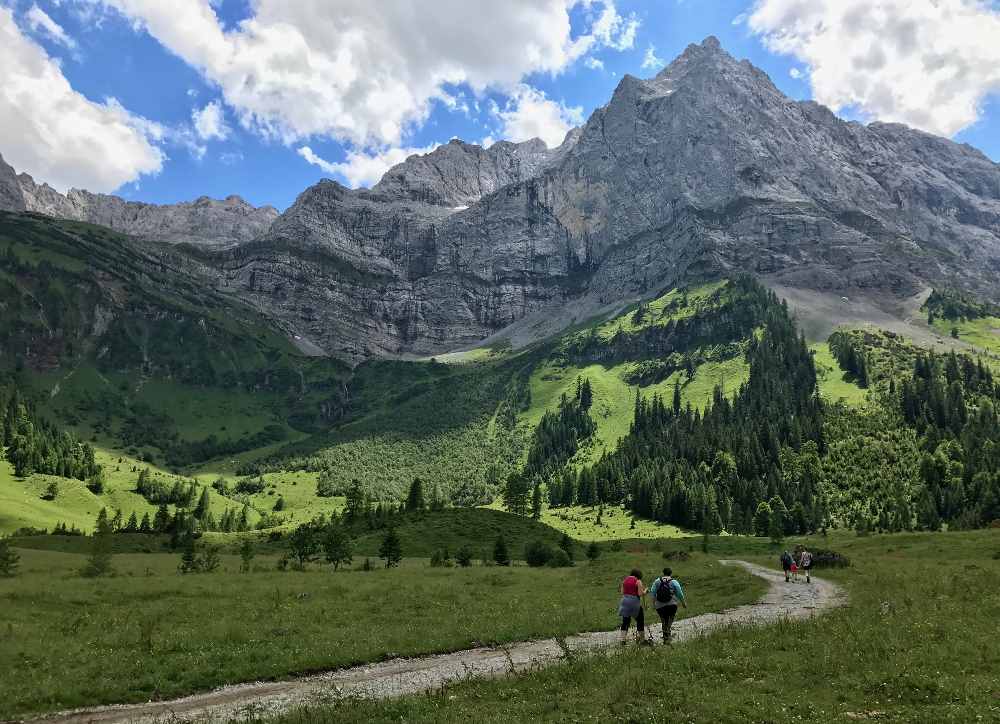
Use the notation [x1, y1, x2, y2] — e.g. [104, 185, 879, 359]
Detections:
[649, 567, 687, 643]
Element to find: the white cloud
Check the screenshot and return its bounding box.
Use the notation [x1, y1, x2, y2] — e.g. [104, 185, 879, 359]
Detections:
[588, 1, 639, 51]
[641, 44, 663, 71]
[749, 0, 1000, 137]
[584, 56, 604, 70]
[219, 151, 243, 165]
[0, 7, 163, 192]
[26, 4, 76, 48]
[192, 100, 229, 141]
[93, 0, 638, 148]
[789, 67, 803, 79]
[298, 143, 440, 188]
[491, 84, 584, 148]
[731, 12, 748, 26]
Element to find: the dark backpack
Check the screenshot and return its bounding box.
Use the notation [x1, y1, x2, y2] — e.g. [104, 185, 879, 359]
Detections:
[656, 576, 674, 604]
[781, 552, 792, 567]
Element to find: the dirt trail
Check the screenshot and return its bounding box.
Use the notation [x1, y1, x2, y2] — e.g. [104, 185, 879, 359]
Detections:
[26, 561, 844, 724]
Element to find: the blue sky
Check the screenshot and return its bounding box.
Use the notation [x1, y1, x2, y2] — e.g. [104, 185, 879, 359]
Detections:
[3, 0, 999, 211]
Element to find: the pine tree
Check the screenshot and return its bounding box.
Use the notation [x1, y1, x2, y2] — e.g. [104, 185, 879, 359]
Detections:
[406, 478, 425, 512]
[123, 511, 139, 533]
[493, 534, 511, 566]
[194, 487, 211, 520]
[531, 480, 543, 520]
[456, 545, 473, 567]
[139, 512, 152, 534]
[153, 504, 170, 533]
[558, 533, 575, 562]
[0, 538, 20, 577]
[239, 539, 255, 573]
[586, 541, 600, 562]
[178, 539, 200, 574]
[379, 528, 402, 568]
[81, 513, 114, 577]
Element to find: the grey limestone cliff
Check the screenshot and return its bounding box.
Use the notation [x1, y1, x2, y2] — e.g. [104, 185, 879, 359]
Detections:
[212, 37, 1000, 362]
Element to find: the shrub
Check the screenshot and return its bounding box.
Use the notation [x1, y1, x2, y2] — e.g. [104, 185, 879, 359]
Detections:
[0, 539, 19, 578]
[586, 541, 600, 562]
[524, 540, 554, 567]
[456, 545, 473, 567]
[663, 549, 690, 561]
[547, 548, 572, 568]
[811, 549, 851, 568]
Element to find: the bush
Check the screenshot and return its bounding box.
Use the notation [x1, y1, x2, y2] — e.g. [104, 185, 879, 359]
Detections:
[524, 540, 554, 567]
[811, 549, 851, 568]
[663, 549, 690, 561]
[546, 548, 572, 568]
[456, 545, 473, 567]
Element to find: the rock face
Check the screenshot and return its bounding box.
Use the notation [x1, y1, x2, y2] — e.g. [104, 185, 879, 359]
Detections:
[213, 37, 1000, 362]
[4, 38, 999, 363]
[7, 168, 278, 247]
[0, 154, 25, 213]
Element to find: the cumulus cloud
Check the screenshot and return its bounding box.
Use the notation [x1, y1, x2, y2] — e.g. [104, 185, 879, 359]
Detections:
[749, 0, 1000, 136]
[0, 7, 163, 192]
[584, 56, 604, 70]
[491, 84, 584, 148]
[298, 143, 440, 188]
[641, 44, 663, 71]
[192, 100, 229, 141]
[93, 0, 638, 147]
[26, 4, 76, 48]
[789, 67, 803, 80]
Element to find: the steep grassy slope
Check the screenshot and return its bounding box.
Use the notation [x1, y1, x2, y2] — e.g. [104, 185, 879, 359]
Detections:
[248, 280, 756, 507]
[0, 212, 350, 471]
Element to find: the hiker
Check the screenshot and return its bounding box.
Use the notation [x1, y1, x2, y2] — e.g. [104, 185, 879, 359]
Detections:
[780, 550, 794, 582]
[618, 568, 652, 645]
[649, 567, 687, 643]
[800, 547, 813, 583]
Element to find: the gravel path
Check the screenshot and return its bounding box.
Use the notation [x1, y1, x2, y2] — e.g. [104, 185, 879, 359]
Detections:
[25, 561, 844, 724]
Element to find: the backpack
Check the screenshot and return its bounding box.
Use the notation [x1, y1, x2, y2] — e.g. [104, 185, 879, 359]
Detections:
[780, 551, 792, 567]
[656, 576, 674, 604]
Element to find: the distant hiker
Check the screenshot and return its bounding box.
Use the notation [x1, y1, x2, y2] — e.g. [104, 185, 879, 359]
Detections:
[800, 547, 813, 583]
[618, 568, 652, 645]
[780, 550, 794, 582]
[649, 567, 687, 643]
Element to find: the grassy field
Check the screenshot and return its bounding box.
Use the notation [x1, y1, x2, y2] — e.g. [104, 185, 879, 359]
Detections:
[266, 529, 1000, 723]
[541, 504, 691, 541]
[931, 315, 1000, 357]
[810, 341, 868, 406]
[0, 543, 763, 719]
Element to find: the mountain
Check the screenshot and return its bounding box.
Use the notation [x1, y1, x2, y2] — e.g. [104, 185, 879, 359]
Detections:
[0, 153, 278, 248]
[202, 37, 1000, 362]
[2, 37, 999, 364]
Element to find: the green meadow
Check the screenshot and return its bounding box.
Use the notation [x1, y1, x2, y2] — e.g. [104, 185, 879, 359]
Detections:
[255, 529, 1000, 724]
[0, 535, 762, 719]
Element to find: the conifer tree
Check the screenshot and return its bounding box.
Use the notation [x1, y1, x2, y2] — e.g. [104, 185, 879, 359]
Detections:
[194, 487, 211, 520]
[586, 541, 600, 562]
[0, 538, 19, 578]
[239, 540, 255, 573]
[81, 512, 114, 577]
[493, 534, 511, 566]
[531, 480, 543, 520]
[406, 477, 425, 512]
[379, 527, 402, 568]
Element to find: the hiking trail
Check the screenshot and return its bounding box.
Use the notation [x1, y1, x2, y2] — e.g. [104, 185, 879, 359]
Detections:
[26, 560, 844, 724]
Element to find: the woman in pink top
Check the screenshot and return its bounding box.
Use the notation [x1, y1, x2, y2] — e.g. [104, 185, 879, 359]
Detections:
[617, 568, 652, 645]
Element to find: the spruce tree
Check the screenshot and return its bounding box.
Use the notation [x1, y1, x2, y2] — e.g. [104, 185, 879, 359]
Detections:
[406, 478, 425, 512]
[239, 539, 255, 573]
[379, 528, 402, 568]
[531, 481, 543, 520]
[456, 545, 473, 567]
[139, 512, 152, 534]
[586, 541, 600, 562]
[493, 534, 511, 566]
[81, 513, 115, 577]
[558, 533, 574, 562]
[194, 487, 211, 520]
[0, 538, 20, 577]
